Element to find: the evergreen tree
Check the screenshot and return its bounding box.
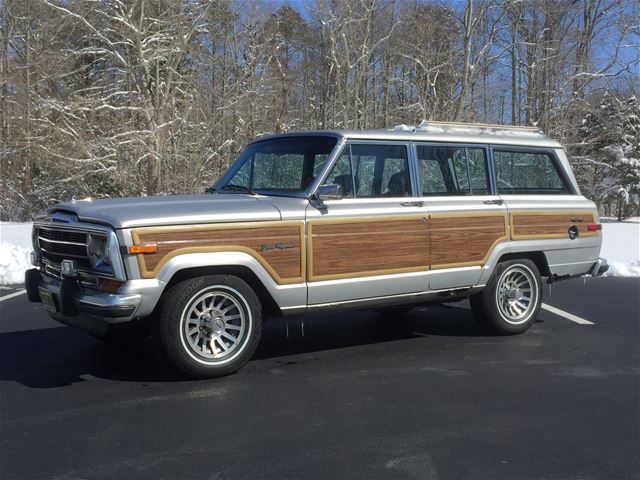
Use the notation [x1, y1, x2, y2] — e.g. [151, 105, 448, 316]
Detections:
[577, 92, 640, 219]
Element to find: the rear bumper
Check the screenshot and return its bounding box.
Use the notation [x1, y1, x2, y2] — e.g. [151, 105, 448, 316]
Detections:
[589, 258, 609, 277]
[25, 268, 163, 327]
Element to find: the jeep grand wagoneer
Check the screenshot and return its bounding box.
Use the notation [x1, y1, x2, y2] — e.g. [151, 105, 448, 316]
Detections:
[26, 121, 608, 377]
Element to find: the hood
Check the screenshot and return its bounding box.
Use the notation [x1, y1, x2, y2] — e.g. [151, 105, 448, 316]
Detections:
[48, 194, 282, 229]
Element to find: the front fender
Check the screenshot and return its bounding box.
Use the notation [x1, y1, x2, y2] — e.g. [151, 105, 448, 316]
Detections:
[155, 251, 307, 311]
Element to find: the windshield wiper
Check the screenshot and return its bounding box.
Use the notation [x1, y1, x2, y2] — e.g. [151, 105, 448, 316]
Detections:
[221, 184, 257, 195]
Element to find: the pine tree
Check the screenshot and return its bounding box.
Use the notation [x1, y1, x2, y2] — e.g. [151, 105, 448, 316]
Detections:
[577, 92, 640, 220]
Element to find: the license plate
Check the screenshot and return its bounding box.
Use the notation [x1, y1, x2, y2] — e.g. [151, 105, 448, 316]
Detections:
[39, 288, 57, 313]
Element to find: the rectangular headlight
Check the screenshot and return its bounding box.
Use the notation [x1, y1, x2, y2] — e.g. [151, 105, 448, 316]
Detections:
[87, 233, 112, 270]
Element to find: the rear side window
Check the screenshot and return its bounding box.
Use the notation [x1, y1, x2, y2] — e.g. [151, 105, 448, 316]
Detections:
[417, 145, 489, 196]
[494, 150, 570, 194]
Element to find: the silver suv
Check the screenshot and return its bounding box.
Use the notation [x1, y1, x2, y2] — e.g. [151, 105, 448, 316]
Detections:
[26, 122, 608, 377]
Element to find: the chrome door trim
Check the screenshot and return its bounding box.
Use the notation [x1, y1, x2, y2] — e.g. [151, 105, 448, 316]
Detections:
[411, 141, 492, 197]
[302, 284, 485, 313]
[307, 135, 348, 197]
[488, 144, 577, 195]
[408, 141, 420, 197]
[308, 138, 416, 198]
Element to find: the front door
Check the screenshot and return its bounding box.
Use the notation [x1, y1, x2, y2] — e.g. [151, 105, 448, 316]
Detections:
[413, 143, 509, 290]
[306, 141, 430, 305]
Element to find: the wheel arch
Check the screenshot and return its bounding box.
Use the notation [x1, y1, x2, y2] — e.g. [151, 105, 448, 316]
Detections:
[144, 250, 307, 317]
[165, 265, 282, 316]
[495, 251, 550, 277]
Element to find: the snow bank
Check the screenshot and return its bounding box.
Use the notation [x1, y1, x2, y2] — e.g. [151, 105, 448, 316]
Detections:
[0, 218, 638, 285]
[0, 222, 33, 285]
[600, 220, 640, 277]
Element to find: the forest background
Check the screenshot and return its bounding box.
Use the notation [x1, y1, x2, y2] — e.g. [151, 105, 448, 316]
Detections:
[1, 0, 638, 221]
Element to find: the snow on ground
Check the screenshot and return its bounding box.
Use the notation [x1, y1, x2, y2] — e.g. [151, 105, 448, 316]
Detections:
[600, 218, 640, 277]
[0, 219, 639, 285]
[0, 222, 33, 285]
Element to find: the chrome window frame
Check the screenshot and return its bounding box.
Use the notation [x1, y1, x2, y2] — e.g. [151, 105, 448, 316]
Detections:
[489, 144, 577, 196]
[412, 141, 494, 196]
[215, 133, 343, 198]
[309, 139, 417, 198]
[308, 138, 576, 199]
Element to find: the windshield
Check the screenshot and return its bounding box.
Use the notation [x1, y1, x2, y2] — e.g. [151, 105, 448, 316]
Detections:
[215, 136, 338, 196]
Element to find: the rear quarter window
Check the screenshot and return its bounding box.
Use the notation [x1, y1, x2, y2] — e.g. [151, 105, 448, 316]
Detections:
[494, 150, 570, 194]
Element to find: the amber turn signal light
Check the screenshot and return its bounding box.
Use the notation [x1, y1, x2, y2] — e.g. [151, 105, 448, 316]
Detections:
[128, 243, 159, 254]
[587, 224, 602, 231]
[101, 279, 123, 294]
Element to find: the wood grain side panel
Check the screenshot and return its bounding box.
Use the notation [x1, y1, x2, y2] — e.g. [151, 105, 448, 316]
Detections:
[310, 218, 429, 280]
[511, 212, 596, 239]
[133, 223, 304, 283]
[430, 215, 507, 268]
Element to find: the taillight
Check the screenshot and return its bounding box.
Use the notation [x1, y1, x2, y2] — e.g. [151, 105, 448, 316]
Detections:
[587, 224, 602, 231]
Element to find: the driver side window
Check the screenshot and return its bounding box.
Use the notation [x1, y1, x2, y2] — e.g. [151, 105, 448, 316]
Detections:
[323, 144, 411, 198]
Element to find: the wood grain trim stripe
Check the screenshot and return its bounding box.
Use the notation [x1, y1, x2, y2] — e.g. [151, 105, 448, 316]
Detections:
[307, 215, 429, 282]
[429, 213, 509, 270]
[128, 209, 597, 286]
[510, 210, 598, 240]
[131, 221, 306, 284]
[307, 213, 510, 281]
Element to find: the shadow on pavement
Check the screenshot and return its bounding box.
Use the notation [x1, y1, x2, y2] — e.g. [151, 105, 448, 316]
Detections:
[0, 304, 488, 388]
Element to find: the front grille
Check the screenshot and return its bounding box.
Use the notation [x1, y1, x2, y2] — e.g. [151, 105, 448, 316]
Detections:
[39, 237, 88, 258]
[42, 258, 99, 287]
[36, 226, 94, 271]
[38, 228, 87, 244]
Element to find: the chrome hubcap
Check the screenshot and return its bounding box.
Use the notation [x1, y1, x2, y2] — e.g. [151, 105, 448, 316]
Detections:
[496, 266, 537, 324]
[507, 287, 524, 301]
[182, 289, 247, 361]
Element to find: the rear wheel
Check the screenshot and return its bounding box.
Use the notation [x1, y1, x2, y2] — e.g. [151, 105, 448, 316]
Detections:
[471, 259, 542, 335]
[156, 275, 262, 378]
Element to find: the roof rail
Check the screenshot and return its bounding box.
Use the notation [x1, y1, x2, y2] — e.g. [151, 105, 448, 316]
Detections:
[418, 120, 541, 131]
[391, 120, 544, 134]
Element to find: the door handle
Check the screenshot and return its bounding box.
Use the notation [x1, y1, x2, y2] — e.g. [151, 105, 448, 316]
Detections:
[483, 199, 504, 205]
[400, 201, 424, 207]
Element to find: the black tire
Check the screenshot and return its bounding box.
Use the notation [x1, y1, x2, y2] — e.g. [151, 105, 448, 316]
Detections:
[92, 317, 151, 345]
[470, 259, 542, 335]
[155, 275, 262, 378]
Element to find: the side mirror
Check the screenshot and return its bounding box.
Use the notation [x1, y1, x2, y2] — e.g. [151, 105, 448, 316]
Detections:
[316, 184, 343, 201]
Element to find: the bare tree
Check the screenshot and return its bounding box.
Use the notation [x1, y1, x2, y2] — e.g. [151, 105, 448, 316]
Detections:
[0, 0, 638, 220]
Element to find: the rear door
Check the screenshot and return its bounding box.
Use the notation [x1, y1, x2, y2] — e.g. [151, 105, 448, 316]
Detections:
[413, 143, 509, 290]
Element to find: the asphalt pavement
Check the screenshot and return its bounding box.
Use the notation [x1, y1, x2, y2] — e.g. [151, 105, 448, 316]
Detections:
[0, 277, 638, 479]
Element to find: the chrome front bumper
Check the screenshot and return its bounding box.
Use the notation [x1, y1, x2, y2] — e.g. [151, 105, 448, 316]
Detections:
[25, 268, 164, 325]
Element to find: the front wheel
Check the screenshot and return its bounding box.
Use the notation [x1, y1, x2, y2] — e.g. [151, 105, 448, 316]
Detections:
[156, 275, 262, 378]
[470, 259, 542, 335]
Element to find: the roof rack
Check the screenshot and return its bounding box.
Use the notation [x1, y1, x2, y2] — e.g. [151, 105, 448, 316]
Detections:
[390, 120, 544, 135]
[419, 120, 541, 131]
